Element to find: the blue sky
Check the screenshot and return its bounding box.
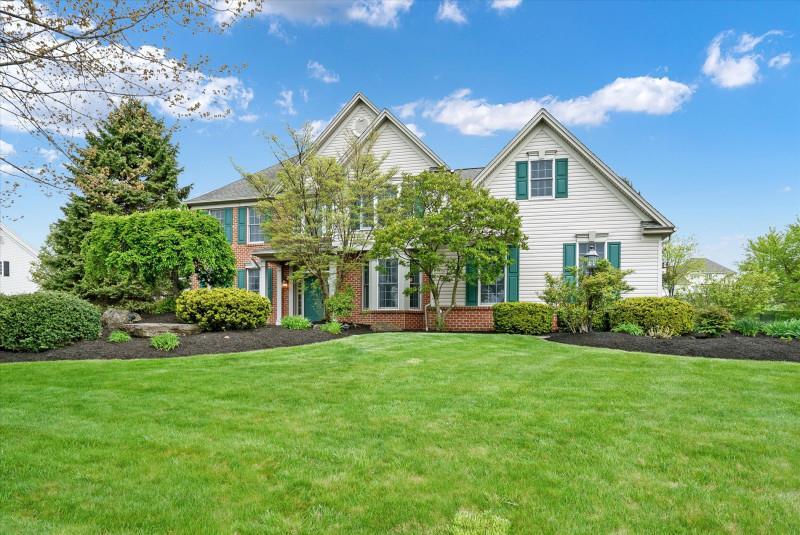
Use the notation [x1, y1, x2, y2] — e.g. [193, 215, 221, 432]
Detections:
[2, 0, 798, 268]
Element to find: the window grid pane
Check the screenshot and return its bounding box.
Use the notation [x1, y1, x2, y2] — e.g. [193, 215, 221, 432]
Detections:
[248, 208, 264, 242]
[531, 179, 552, 197]
[480, 272, 505, 305]
[409, 268, 420, 309]
[378, 259, 398, 308]
[247, 269, 260, 293]
[207, 209, 225, 227]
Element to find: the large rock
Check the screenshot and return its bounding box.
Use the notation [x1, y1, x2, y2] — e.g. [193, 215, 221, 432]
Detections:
[102, 308, 141, 330]
[122, 322, 200, 338]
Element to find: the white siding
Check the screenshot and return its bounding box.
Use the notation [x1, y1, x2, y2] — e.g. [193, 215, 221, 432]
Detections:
[0, 227, 39, 295]
[371, 121, 437, 176]
[445, 125, 663, 305]
[318, 103, 378, 158]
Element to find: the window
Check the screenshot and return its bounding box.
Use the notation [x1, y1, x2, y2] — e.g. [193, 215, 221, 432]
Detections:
[358, 196, 375, 230]
[480, 269, 505, 305]
[409, 265, 421, 309]
[378, 258, 398, 308]
[578, 242, 606, 260]
[247, 268, 260, 293]
[530, 159, 553, 198]
[248, 207, 264, 243]
[362, 263, 370, 309]
[207, 209, 225, 227]
[1, 261, 8, 277]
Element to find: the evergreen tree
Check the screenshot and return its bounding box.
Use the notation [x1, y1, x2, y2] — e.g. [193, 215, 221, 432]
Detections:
[34, 99, 190, 304]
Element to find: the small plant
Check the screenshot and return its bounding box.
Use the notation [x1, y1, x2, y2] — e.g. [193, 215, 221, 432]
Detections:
[647, 325, 675, 339]
[319, 321, 343, 335]
[282, 315, 312, 330]
[733, 317, 764, 337]
[325, 286, 355, 321]
[612, 322, 644, 336]
[763, 319, 800, 340]
[695, 306, 733, 337]
[108, 330, 132, 343]
[150, 332, 180, 351]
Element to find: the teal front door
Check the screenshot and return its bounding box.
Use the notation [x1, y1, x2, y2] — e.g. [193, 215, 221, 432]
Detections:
[303, 277, 324, 322]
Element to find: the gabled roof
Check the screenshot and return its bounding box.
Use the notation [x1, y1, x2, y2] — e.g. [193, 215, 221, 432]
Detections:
[690, 258, 735, 275]
[186, 162, 277, 205]
[473, 108, 674, 232]
[0, 223, 39, 258]
[313, 92, 381, 151]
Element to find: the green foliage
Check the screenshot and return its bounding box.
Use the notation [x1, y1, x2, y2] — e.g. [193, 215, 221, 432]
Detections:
[609, 297, 694, 335]
[450, 510, 510, 535]
[762, 319, 800, 339]
[683, 271, 776, 318]
[734, 318, 764, 337]
[325, 286, 355, 321]
[647, 326, 676, 339]
[83, 209, 235, 298]
[282, 315, 312, 330]
[695, 306, 733, 337]
[372, 168, 525, 331]
[492, 302, 553, 335]
[34, 99, 189, 304]
[0, 291, 101, 351]
[661, 236, 702, 297]
[612, 322, 645, 336]
[176, 288, 271, 331]
[319, 321, 343, 335]
[108, 330, 132, 343]
[150, 333, 180, 351]
[741, 218, 800, 309]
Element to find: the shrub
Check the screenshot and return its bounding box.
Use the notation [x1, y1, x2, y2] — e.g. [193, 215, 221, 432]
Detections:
[176, 288, 272, 331]
[557, 303, 589, 334]
[108, 330, 131, 343]
[326, 286, 355, 320]
[319, 321, 343, 335]
[0, 291, 101, 352]
[282, 315, 312, 330]
[734, 317, 764, 337]
[493, 302, 553, 335]
[695, 306, 733, 337]
[609, 297, 694, 335]
[150, 332, 180, 351]
[763, 319, 800, 339]
[612, 322, 644, 336]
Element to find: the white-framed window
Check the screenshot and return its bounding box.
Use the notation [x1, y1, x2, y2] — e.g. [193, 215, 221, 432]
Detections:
[409, 265, 421, 309]
[247, 268, 260, 293]
[358, 196, 375, 230]
[529, 159, 554, 198]
[378, 258, 399, 308]
[578, 241, 606, 260]
[362, 263, 370, 309]
[207, 208, 225, 226]
[479, 268, 506, 305]
[248, 207, 264, 243]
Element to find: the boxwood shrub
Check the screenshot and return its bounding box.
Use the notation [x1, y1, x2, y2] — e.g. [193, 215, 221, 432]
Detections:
[695, 306, 733, 337]
[176, 288, 272, 331]
[493, 302, 553, 335]
[609, 297, 694, 335]
[0, 291, 101, 352]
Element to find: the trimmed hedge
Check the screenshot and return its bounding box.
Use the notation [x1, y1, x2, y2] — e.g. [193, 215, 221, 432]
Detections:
[176, 288, 272, 331]
[0, 291, 101, 351]
[695, 306, 733, 337]
[609, 297, 694, 335]
[493, 302, 553, 335]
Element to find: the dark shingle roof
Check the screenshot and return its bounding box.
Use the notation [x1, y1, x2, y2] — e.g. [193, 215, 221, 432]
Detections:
[691, 258, 735, 275]
[186, 162, 281, 205]
[454, 167, 484, 181]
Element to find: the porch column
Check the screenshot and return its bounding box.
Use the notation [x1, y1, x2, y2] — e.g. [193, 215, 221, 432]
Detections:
[276, 264, 283, 325]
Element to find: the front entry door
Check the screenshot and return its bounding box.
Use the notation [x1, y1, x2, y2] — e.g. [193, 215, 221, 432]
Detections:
[303, 277, 324, 322]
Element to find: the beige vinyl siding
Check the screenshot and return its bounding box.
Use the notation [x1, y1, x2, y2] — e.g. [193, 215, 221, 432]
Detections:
[318, 103, 378, 158]
[371, 121, 437, 176]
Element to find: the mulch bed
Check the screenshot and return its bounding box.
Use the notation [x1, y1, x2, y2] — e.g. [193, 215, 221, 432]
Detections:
[548, 331, 800, 363]
[0, 323, 371, 364]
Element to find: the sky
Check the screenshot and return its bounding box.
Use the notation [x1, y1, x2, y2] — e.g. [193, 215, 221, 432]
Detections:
[1, 0, 798, 269]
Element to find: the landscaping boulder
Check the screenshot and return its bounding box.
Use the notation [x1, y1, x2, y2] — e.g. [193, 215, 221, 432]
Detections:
[102, 308, 141, 330]
[121, 322, 200, 338]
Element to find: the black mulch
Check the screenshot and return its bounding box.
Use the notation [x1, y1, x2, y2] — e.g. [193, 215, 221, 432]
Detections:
[548, 331, 800, 363]
[0, 325, 372, 364]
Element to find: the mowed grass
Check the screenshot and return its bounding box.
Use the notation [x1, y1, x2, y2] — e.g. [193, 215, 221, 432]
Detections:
[1, 334, 799, 534]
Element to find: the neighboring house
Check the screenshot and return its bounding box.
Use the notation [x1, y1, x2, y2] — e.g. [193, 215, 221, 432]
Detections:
[675, 257, 735, 294]
[186, 92, 674, 330]
[0, 223, 39, 295]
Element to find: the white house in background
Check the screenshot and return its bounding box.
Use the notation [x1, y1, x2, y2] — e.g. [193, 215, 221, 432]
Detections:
[0, 223, 39, 295]
[675, 257, 735, 294]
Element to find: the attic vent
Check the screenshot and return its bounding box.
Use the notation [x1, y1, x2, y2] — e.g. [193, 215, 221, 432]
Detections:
[545, 149, 557, 156]
[526, 151, 539, 158]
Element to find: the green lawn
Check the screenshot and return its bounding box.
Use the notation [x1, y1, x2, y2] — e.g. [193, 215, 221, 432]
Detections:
[1, 334, 799, 534]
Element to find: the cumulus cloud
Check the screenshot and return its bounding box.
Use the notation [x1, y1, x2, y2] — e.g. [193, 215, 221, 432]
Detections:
[702, 30, 788, 88]
[437, 0, 467, 24]
[268, 20, 291, 42]
[405, 123, 425, 138]
[420, 77, 693, 135]
[348, 0, 413, 27]
[768, 52, 792, 69]
[490, 0, 522, 10]
[239, 113, 259, 123]
[394, 100, 421, 119]
[275, 90, 296, 115]
[38, 147, 59, 162]
[0, 140, 16, 158]
[307, 60, 340, 83]
[214, 0, 413, 29]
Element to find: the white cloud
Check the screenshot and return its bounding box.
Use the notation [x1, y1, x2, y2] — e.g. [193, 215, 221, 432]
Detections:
[783, 185, 793, 193]
[307, 60, 340, 83]
[308, 119, 329, 138]
[276, 90, 296, 115]
[768, 52, 792, 69]
[38, 147, 59, 162]
[214, 0, 413, 29]
[490, 0, 522, 10]
[268, 20, 291, 42]
[437, 0, 467, 24]
[405, 123, 425, 138]
[0, 140, 16, 157]
[702, 30, 788, 88]
[394, 100, 421, 119]
[420, 76, 693, 135]
[347, 0, 413, 28]
[239, 113, 259, 123]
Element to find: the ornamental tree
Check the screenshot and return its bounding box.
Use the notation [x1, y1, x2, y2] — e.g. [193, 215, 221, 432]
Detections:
[662, 235, 703, 297]
[740, 218, 800, 309]
[82, 209, 235, 301]
[371, 169, 526, 331]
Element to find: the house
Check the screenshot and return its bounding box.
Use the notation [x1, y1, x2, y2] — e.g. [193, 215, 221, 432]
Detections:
[0, 223, 39, 295]
[675, 257, 735, 294]
[186, 92, 674, 330]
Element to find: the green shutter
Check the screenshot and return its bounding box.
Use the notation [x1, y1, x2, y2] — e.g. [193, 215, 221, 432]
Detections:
[515, 161, 528, 200]
[266, 267, 273, 300]
[224, 208, 233, 243]
[555, 158, 568, 198]
[563, 243, 577, 283]
[608, 242, 621, 269]
[507, 246, 519, 302]
[465, 258, 478, 306]
[237, 269, 246, 289]
[238, 207, 247, 244]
